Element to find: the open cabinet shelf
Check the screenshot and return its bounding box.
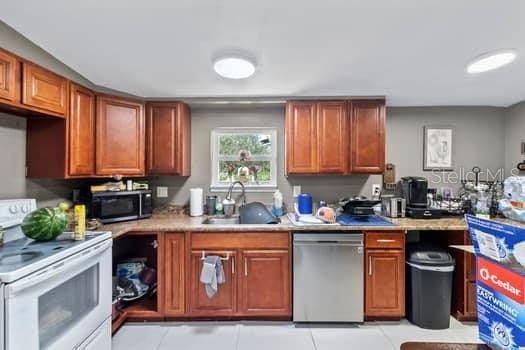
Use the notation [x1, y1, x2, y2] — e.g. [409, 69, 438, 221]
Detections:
[112, 232, 164, 325]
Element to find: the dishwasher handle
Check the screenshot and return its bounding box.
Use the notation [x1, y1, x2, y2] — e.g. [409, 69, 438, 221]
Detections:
[293, 241, 363, 246]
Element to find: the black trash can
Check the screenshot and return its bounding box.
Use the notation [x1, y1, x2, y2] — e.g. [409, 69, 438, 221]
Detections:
[406, 242, 455, 329]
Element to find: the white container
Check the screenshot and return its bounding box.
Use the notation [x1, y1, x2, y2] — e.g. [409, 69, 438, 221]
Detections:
[190, 188, 204, 216]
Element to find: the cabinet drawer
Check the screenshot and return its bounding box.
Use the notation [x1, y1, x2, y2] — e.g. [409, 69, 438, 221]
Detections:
[365, 232, 405, 249]
[191, 232, 290, 250]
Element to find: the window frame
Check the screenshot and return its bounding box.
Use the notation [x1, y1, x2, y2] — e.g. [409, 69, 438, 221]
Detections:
[210, 127, 278, 192]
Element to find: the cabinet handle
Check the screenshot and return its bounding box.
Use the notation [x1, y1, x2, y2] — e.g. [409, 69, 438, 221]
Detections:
[231, 256, 235, 274]
[377, 239, 396, 243]
[368, 256, 372, 276]
[244, 258, 248, 276]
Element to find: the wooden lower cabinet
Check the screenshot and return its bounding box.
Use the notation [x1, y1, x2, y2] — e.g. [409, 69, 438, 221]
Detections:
[188, 250, 238, 317]
[188, 232, 291, 318]
[114, 231, 291, 326]
[164, 233, 186, 316]
[365, 231, 405, 319]
[239, 250, 291, 316]
[365, 250, 405, 318]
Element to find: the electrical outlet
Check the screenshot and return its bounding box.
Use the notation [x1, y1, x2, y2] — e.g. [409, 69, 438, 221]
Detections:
[293, 186, 302, 198]
[372, 184, 381, 197]
[156, 186, 168, 198]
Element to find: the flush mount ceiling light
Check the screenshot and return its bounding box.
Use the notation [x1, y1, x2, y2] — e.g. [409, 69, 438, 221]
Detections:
[467, 49, 517, 74]
[213, 54, 256, 79]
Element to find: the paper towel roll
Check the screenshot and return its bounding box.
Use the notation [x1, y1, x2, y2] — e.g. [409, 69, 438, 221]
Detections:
[190, 188, 204, 216]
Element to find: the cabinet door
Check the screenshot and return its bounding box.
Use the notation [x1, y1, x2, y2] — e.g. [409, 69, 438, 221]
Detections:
[285, 101, 317, 174]
[239, 250, 291, 316]
[164, 233, 185, 316]
[96, 96, 145, 175]
[0, 49, 18, 102]
[317, 102, 348, 173]
[68, 83, 95, 176]
[22, 62, 67, 116]
[146, 103, 191, 176]
[365, 249, 404, 317]
[188, 250, 237, 316]
[350, 100, 385, 173]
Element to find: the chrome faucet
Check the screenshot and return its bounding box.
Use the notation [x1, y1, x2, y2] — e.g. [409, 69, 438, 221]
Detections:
[222, 181, 246, 217]
[226, 181, 246, 205]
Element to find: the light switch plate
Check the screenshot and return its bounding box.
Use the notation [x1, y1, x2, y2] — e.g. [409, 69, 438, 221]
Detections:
[293, 186, 301, 198]
[156, 186, 168, 198]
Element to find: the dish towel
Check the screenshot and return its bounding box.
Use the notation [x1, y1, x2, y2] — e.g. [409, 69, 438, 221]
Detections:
[199, 255, 225, 298]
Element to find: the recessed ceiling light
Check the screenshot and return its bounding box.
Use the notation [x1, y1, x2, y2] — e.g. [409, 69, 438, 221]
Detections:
[213, 55, 256, 79]
[467, 49, 517, 74]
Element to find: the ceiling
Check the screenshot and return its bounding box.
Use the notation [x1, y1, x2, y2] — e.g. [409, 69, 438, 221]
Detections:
[2, 0, 524, 106]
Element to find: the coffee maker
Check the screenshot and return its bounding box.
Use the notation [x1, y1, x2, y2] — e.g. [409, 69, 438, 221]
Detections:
[396, 177, 442, 219]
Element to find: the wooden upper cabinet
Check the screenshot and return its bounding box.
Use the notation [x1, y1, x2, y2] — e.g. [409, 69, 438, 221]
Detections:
[188, 250, 237, 316]
[365, 249, 405, 317]
[0, 49, 19, 102]
[285, 101, 317, 174]
[146, 102, 191, 176]
[96, 96, 145, 176]
[164, 233, 186, 316]
[317, 102, 348, 173]
[239, 250, 291, 316]
[349, 100, 386, 173]
[68, 83, 95, 177]
[22, 62, 67, 116]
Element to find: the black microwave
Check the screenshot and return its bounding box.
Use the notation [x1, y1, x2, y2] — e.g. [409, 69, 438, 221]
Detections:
[84, 190, 153, 224]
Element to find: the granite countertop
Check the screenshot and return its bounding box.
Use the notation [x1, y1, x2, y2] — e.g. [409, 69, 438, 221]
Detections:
[103, 213, 469, 239]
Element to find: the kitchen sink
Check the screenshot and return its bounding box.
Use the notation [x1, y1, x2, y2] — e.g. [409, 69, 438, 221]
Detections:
[201, 216, 241, 225]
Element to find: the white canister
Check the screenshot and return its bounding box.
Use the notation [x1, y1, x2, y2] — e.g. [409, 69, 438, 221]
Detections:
[190, 188, 204, 216]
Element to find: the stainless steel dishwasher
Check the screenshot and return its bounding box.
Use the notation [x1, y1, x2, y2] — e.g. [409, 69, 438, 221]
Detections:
[293, 233, 364, 322]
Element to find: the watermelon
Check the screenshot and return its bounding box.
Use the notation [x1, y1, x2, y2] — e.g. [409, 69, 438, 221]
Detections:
[21, 207, 69, 241]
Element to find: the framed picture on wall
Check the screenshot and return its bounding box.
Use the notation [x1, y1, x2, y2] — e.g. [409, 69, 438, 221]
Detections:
[423, 125, 454, 171]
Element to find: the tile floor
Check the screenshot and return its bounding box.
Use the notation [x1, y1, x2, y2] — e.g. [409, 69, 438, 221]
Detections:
[112, 318, 481, 350]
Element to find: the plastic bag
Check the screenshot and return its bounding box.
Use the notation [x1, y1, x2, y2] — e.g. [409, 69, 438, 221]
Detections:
[499, 176, 525, 222]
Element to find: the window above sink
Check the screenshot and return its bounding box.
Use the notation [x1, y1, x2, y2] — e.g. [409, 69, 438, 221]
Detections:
[210, 127, 277, 192]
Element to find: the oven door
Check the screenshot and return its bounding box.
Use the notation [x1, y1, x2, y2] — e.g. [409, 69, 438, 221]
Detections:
[4, 240, 112, 350]
[93, 193, 140, 223]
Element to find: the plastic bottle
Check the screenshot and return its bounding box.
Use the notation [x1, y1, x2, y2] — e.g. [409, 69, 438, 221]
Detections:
[74, 204, 86, 240]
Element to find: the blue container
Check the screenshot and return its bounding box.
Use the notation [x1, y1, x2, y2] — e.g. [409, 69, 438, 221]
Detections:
[297, 194, 313, 215]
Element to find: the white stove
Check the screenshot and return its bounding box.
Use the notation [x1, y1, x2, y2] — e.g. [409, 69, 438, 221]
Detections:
[0, 231, 112, 283]
[0, 199, 112, 350]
